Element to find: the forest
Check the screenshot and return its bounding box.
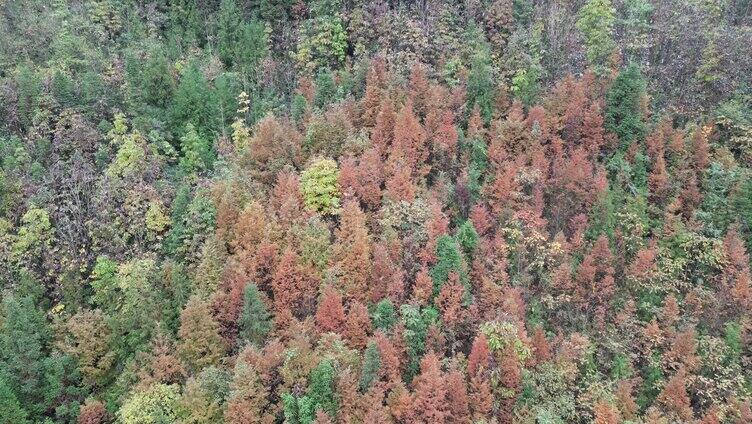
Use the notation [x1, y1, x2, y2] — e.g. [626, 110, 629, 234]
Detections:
[0, 0, 751, 423]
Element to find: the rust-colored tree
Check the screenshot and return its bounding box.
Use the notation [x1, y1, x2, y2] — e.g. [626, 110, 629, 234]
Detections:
[530, 327, 552, 365]
[409, 63, 431, 119]
[388, 99, 428, 179]
[436, 275, 465, 331]
[331, 199, 372, 303]
[498, 344, 521, 424]
[722, 227, 752, 313]
[315, 285, 346, 334]
[468, 368, 493, 421]
[409, 352, 449, 424]
[371, 97, 395, 155]
[699, 406, 721, 424]
[272, 248, 320, 320]
[467, 333, 491, 379]
[616, 380, 639, 420]
[446, 369, 470, 423]
[225, 360, 273, 424]
[361, 66, 383, 128]
[593, 401, 620, 424]
[656, 369, 693, 422]
[345, 301, 372, 350]
[385, 161, 416, 202]
[78, 399, 111, 424]
[690, 124, 711, 172]
[355, 147, 384, 210]
[574, 235, 615, 315]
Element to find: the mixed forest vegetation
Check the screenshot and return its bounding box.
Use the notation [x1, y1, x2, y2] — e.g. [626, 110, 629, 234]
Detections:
[1, 0, 752, 423]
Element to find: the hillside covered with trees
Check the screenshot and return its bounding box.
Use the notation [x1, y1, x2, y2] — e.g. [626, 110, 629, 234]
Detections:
[1, 0, 751, 423]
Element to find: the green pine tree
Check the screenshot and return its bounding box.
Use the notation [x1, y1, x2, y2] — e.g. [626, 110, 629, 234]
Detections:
[606, 63, 647, 149]
[358, 341, 381, 392]
[0, 295, 52, 420]
[308, 359, 338, 418]
[216, 0, 243, 67]
[171, 63, 217, 137]
[371, 299, 397, 332]
[577, 0, 617, 73]
[466, 46, 495, 124]
[430, 235, 467, 296]
[239, 283, 272, 347]
[0, 375, 28, 424]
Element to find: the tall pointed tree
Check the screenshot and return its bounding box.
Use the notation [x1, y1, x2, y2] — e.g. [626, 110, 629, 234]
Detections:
[409, 352, 448, 424]
[177, 296, 226, 373]
[332, 199, 372, 303]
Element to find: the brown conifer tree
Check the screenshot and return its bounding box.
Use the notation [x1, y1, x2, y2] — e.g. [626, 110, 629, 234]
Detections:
[593, 402, 620, 424]
[409, 63, 431, 119]
[446, 369, 471, 424]
[469, 368, 493, 421]
[371, 97, 396, 155]
[225, 361, 273, 424]
[332, 199, 372, 303]
[436, 274, 465, 329]
[531, 327, 552, 365]
[722, 227, 752, 312]
[388, 99, 428, 178]
[361, 66, 383, 128]
[78, 399, 111, 424]
[315, 285, 346, 334]
[498, 344, 521, 424]
[409, 352, 449, 424]
[345, 301, 372, 349]
[355, 147, 384, 210]
[467, 333, 490, 379]
[574, 235, 615, 315]
[656, 369, 693, 422]
[272, 248, 320, 319]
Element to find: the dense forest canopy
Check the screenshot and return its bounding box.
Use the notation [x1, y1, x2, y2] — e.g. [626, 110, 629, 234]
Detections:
[0, 0, 751, 423]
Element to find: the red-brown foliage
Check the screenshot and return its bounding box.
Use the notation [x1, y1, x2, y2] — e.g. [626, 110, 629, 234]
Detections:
[467, 333, 490, 378]
[574, 235, 615, 313]
[691, 124, 711, 172]
[436, 275, 465, 329]
[385, 161, 416, 202]
[371, 97, 396, 155]
[271, 248, 320, 320]
[722, 227, 752, 312]
[593, 401, 620, 424]
[78, 399, 111, 424]
[332, 199, 372, 303]
[409, 63, 431, 119]
[445, 369, 470, 424]
[531, 327, 552, 365]
[345, 301, 372, 349]
[355, 147, 384, 209]
[468, 370, 493, 421]
[616, 380, 639, 420]
[657, 369, 693, 421]
[337, 369, 361, 423]
[664, 327, 700, 372]
[374, 332, 401, 385]
[700, 406, 721, 424]
[409, 352, 449, 424]
[361, 66, 383, 128]
[270, 171, 305, 229]
[498, 345, 522, 424]
[315, 285, 346, 334]
[388, 99, 428, 178]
